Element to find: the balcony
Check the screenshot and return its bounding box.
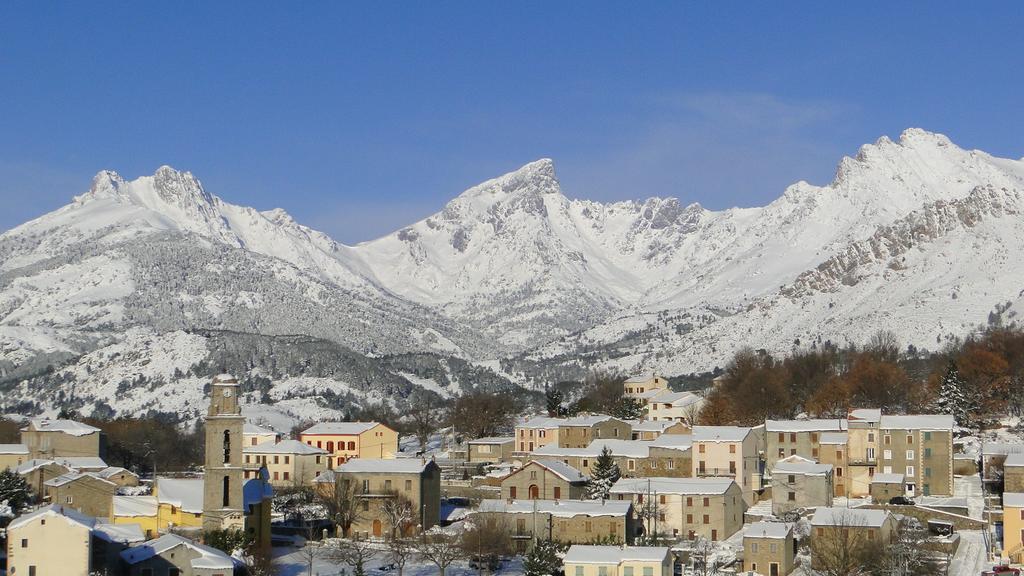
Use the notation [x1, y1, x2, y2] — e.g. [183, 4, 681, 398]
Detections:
[695, 467, 736, 478]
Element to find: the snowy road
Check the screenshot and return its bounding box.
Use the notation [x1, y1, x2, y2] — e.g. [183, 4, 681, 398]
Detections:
[949, 531, 990, 576]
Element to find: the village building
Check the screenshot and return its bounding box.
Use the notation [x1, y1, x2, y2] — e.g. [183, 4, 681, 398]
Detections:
[244, 438, 329, 486]
[6, 504, 145, 576]
[982, 442, 1024, 481]
[742, 521, 795, 576]
[1004, 453, 1024, 492]
[515, 416, 562, 454]
[564, 544, 674, 576]
[629, 420, 690, 440]
[810, 507, 895, 569]
[300, 421, 399, 466]
[20, 418, 106, 460]
[847, 412, 954, 497]
[817, 432, 849, 497]
[15, 458, 71, 496]
[243, 421, 281, 446]
[533, 439, 691, 479]
[643, 390, 702, 423]
[610, 477, 745, 542]
[691, 426, 762, 503]
[121, 532, 237, 576]
[558, 415, 633, 449]
[765, 419, 847, 468]
[501, 459, 588, 500]
[623, 375, 671, 399]
[96, 466, 140, 487]
[869, 473, 906, 503]
[334, 458, 441, 538]
[475, 499, 634, 552]
[44, 471, 118, 520]
[53, 455, 109, 472]
[0, 443, 29, 470]
[770, 455, 833, 516]
[1002, 492, 1024, 564]
[467, 436, 516, 463]
[112, 495, 161, 539]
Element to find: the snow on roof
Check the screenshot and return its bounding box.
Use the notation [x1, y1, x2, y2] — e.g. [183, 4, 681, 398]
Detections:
[880, 414, 954, 430]
[301, 421, 382, 435]
[773, 456, 833, 476]
[522, 459, 587, 483]
[610, 477, 736, 496]
[983, 443, 1024, 457]
[564, 545, 669, 564]
[0, 443, 28, 454]
[650, 434, 692, 450]
[45, 471, 117, 488]
[54, 456, 108, 469]
[587, 439, 651, 458]
[693, 426, 751, 442]
[630, 420, 677, 432]
[468, 436, 514, 445]
[97, 466, 138, 479]
[121, 533, 234, 570]
[28, 418, 102, 436]
[811, 507, 890, 528]
[532, 445, 593, 457]
[313, 470, 337, 483]
[562, 414, 618, 427]
[243, 422, 278, 435]
[848, 408, 882, 423]
[1006, 453, 1024, 467]
[1004, 493, 1024, 508]
[625, 375, 662, 384]
[244, 438, 327, 455]
[114, 496, 159, 517]
[819, 432, 849, 445]
[8, 504, 96, 531]
[871, 473, 905, 484]
[94, 522, 146, 544]
[518, 416, 562, 429]
[211, 373, 238, 384]
[476, 499, 631, 518]
[14, 458, 68, 475]
[337, 458, 433, 474]
[745, 521, 792, 539]
[648, 390, 701, 406]
[156, 478, 205, 513]
[765, 419, 847, 433]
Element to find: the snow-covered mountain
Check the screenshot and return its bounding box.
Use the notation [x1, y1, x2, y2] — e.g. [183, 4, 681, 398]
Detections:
[2, 128, 1023, 421]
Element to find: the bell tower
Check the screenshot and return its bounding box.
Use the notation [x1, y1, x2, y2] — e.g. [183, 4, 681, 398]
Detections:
[202, 374, 246, 532]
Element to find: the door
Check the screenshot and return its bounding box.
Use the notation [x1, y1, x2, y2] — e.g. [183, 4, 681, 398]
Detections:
[529, 484, 539, 499]
[906, 483, 916, 497]
[554, 486, 561, 499]
[372, 519, 382, 537]
[509, 486, 517, 499]
[770, 563, 779, 576]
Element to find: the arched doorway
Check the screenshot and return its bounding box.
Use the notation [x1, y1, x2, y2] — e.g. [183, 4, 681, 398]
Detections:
[528, 484, 539, 499]
[372, 519, 382, 537]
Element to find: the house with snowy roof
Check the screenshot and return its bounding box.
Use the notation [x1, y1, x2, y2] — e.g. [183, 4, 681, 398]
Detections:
[532, 438, 690, 479]
[500, 459, 588, 500]
[810, 506, 895, 568]
[869, 472, 905, 502]
[334, 458, 441, 538]
[564, 544, 674, 576]
[623, 374, 671, 399]
[846, 412, 954, 498]
[299, 421, 398, 466]
[21, 418, 106, 460]
[629, 419, 690, 440]
[121, 532, 238, 576]
[6, 504, 144, 576]
[44, 470, 119, 520]
[0, 443, 29, 470]
[243, 421, 281, 446]
[609, 477, 745, 542]
[765, 419, 847, 467]
[643, 390, 703, 423]
[244, 438, 328, 486]
[742, 521, 795, 576]
[1005, 452, 1024, 492]
[692, 426, 763, 503]
[474, 499, 635, 552]
[770, 455, 833, 516]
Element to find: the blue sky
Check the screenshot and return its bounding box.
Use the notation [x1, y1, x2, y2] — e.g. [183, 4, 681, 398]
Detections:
[1, 3, 1021, 243]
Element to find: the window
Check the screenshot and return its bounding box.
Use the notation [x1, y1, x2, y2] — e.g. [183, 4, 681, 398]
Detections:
[924, 448, 932, 458]
[384, 479, 392, 491]
[703, 497, 710, 507]
[65, 495, 73, 504]
[510, 486, 517, 499]
[274, 455, 280, 464]
[686, 514, 693, 523]
[790, 433, 796, 443]
[788, 475, 796, 484]
[624, 568, 634, 576]
[778, 448, 785, 458]
[348, 441, 356, 450]
[884, 435, 891, 445]
[317, 441, 323, 448]
[711, 529, 718, 540]
[285, 456, 290, 464]
[686, 496, 693, 506]
[788, 492, 796, 501]
[273, 471, 279, 480]
[883, 466, 892, 474]
[789, 449, 796, 456]
[883, 450, 892, 460]
[770, 543, 778, 553]
[729, 461, 736, 473]
[223, 430, 231, 463]
[628, 460, 636, 471]
[837, 467, 843, 477]
[554, 487, 561, 499]
[30, 567, 37, 576]
[405, 479, 412, 491]
[729, 444, 736, 454]
[585, 521, 593, 533]
[362, 479, 370, 492]
[703, 514, 710, 524]
[751, 542, 759, 553]
[836, 450, 843, 460]
[699, 444, 706, 453]
[925, 467, 931, 478]
[575, 567, 584, 576]
[906, 466, 915, 476]
[868, 433, 875, 442]
[245, 455, 251, 463]
[316, 455, 321, 464]
[643, 568, 654, 576]
[778, 433, 785, 442]
[530, 470, 537, 480]
[907, 434, 914, 444]
[924, 431, 932, 441]
[667, 460, 675, 470]
[811, 433, 818, 443]
[866, 448, 875, 460]
[21, 538, 28, 548]
[906, 450, 915, 460]
[582, 459, 589, 468]
[362, 500, 370, 511]
[222, 475, 230, 507]
[597, 566, 608, 576]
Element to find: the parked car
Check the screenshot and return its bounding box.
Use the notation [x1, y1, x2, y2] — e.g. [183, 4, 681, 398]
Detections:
[990, 566, 1021, 575]
[889, 496, 915, 506]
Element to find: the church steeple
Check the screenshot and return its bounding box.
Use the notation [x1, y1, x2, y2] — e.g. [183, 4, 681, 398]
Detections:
[202, 374, 246, 532]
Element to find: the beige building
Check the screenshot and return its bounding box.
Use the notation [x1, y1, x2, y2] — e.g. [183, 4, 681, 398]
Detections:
[121, 532, 236, 576]
[96, 466, 140, 487]
[869, 473, 906, 502]
[810, 507, 895, 569]
[610, 477, 745, 542]
[1003, 492, 1024, 563]
[847, 412, 954, 497]
[692, 426, 761, 503]
[564, 545, 673, 576]
[44, 471, 118, 520]
[0, 443, 29, 470]
[770, 456, 833, 516]
[20, 419, 106, 460]
[300, 421, 399, 466]
[16, 459, 72, 497]
[1004, 453, 1024, 493]
[244, 438, 329, 486]
[644, 390, 703, 423]
[533, 439, 691, 479]
[6, 504, 144, 576]
[765, 419, 846, 468]
[515, 416, 562, 454]
[475, 499, 634, 552]
[558, 416, 632, 449]
[817, 432, 850, 497]
[243, 422, 281, 447]
[743, 521, 795, 576]
[623, 375, 671, 399]
[335, 458, 441, 538]
[501, 459, 588, 500]
[629, 420, 690, 440]
[468, 436, 515, 463]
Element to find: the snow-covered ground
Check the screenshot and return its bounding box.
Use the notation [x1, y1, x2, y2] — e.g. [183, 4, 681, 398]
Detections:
[949, 530, 991, 576]
[272, 543, 525, 576]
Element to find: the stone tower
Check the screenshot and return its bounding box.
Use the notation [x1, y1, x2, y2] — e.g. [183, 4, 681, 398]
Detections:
[202, 373, 246, 532]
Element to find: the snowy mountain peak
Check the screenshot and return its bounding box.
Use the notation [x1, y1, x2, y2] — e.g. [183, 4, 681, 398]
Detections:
[454, 158, 560, 203]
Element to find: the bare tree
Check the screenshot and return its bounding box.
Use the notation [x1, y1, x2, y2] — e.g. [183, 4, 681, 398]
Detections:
[407, 391, 445, 452]
[416, 528, 466, 576]
[461, 517, 512, 575]
[315, 477, 365, 538]
[691, 537, 721, 576]
[328, 535, 377, 576]
[295, 534, 330, 576]
[807, 511, 873, 576]
[386, 536, 417, 576]
[380, 491, 416, 540]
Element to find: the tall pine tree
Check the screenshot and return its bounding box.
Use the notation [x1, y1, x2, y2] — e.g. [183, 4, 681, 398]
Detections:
[585, 446, 621, 500]
[935, 361, 975, 426]
[544, 385, 564, 417]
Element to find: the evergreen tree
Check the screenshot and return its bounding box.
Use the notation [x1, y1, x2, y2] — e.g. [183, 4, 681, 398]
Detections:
[0, 469, 32, 514]
[585, 446, 621, 500]
[545, 385, 564, 417]
[611, 396, 645, 420]
[523, 539, 565, 576]
[935, 361, 975, 426]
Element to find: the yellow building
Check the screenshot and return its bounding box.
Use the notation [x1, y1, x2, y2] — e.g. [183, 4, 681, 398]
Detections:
[154, 478, 206, 532]
[644, 390, 703, 423]
[610, 477, 745, 542]
[564, 545, 674, 576]
[244, 438, 329, 486]
[629, 420, 690, 440]
[243, 422, 281, 447]
[113, 496, 161, 539]
[1003, 492, 1024, 563]
[300, 421, 398, 467]
[623, 375, 670, 399]
[0, 443, 29, 470]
